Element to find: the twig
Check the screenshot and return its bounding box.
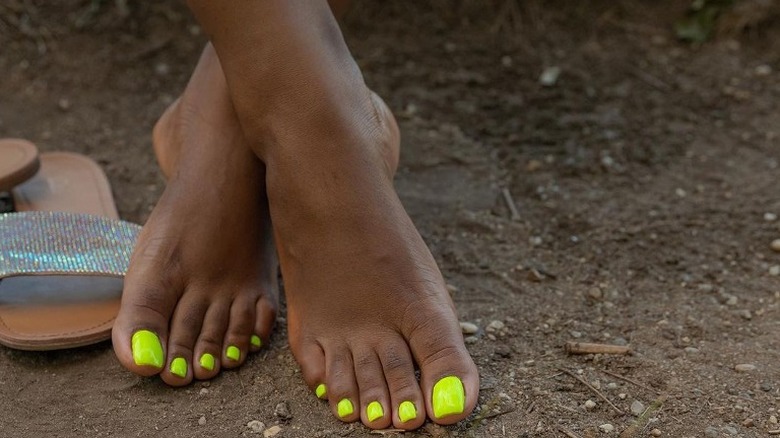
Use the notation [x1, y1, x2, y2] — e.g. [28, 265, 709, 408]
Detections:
[370, 429, 405, 435]
[559, 368, 624, 414]
[558, 427, 582, 438]
[619, 394, 668, 438]
[481, 407, 516, 420]
[555, 403, 580, 415]
[768, 430, 780, 435]
[600, 369, 660, 394]
[501, 188, 521, 220]
[565, 342, 631, 355]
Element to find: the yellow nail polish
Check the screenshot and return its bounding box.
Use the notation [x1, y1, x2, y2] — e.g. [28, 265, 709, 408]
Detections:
[315, 384, 327, 399]
[131, 330, 164, 368]
[226, 345, 240, 361]
[398, 401, 417, 423]
[170, 357, 187, 378]
[366, 401, 384, 422]
[432, 376, 465, 419]
[250, 335, 262, 348]
[337, 399, 354, 418]
[199, 353, 215, 371]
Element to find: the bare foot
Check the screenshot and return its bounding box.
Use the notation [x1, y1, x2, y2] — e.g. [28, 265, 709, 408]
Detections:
[112, 45, 278, 386]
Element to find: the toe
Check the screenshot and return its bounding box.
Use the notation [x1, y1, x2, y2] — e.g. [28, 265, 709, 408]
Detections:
[193, 300, 230, 380]
[295, 341, 327, 399]
[113, 276, 179, 377]
[250, 293, 276, 353]
[325, 343, 360, 423]
[407, 309, 479, 425]
[221, 291, 257, 368]
[353, 344, 392, 429]
[159, 292, 208, 386]
[377, 339, 426, 430]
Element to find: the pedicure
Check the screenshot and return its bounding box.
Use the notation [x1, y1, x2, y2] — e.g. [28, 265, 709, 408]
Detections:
[337, 398, 354, 418]
[199, 353, 216, 371]
[250, 335, 262, 348]
[366, 401, 384, 422]
[131, 330, 164, 368]
[226, 345, 241, 361]
[315, 384, 327, 399]
[432, 376, 465, 419]
[398, 401, 417, 423]
[170, 357, 187, 378]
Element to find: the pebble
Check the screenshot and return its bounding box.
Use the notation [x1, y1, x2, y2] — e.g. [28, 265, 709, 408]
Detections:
[764, 212, 778, 222]
[199, 388, 209, 396]
[570, 330, 583, 338]
[460, 322, 479, 334]
[198, 416, 206, 426]
[263, 425, 282, 438]
[539, 66, 561, 86]
[735, 363, 757, 372]
[58, 98, 71, 111]
[618, 393, 627, 400]
[630, 400, 645, 416]
[464, 336, 479, 344]
[246, 420, 266, 434]
[771, 239, 780, 252]
[650, 429, 662, 437]
[598, 423, 614, 433]
[486, 320, 505, 332]
[770, 415, 778, 424]
[487, 334, 497, 341]
[584, 399, 596, 409]
[722, 425, 737, 435]
[725, 295, 738, 306]
[274, 401, 292, 420]
[684, 347, 700, 354]
[755, 64, 773, 76]
[742, 418, 754, 427]
[770, 265, 780, 276]
[588, 287, 603, 300]
[704, 426, 719, 437]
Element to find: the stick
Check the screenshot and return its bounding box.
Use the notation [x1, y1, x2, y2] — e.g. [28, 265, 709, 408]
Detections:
[565, 342, 631, 355]
[559, 369, 624, 414]
[558, 427, 581, 438]
[619, 394, 668, 438]
[767, 431, 780, 435]
[600, 369, 659, 394]
[501, 188, 521, 220]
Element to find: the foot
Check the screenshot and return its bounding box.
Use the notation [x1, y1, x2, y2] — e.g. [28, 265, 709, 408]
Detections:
[112, 45, 278, 386]
[260, 80, 479, 428]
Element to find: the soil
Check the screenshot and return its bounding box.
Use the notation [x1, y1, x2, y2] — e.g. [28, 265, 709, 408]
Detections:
[1, 1, 779, 437]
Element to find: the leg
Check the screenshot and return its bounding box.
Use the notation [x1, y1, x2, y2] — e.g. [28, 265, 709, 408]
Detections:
[187, 0, 478, 428]
[112, 45, 278, 386]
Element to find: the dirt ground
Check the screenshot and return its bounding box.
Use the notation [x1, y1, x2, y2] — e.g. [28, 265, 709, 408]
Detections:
[1, 1, 779, 437]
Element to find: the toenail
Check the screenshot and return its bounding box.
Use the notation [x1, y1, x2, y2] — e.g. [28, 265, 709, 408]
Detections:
[131, 330, 164, 368]
[170, 357, 187, 378]
[250, 335, 262, 348]
[199, 353, 216, 371]
[226, 345, 241, 361]
[398, 401, 417, 423]
[366, 401, 384, 422]
[315, 384, 327, 399]
[432, 376, 465, 419]
[337, 399, 354, 418]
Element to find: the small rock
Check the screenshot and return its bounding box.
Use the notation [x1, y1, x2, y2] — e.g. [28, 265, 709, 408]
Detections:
[570, 330, 582, 338]
[770, 415, 778, 424]
[539, 66, 561, 86]
[742, 418, 754, 427]
[464, 336, 479, 344]
[58, 98, 71, 111]
[684, 347, 700, 354]
[199, 388, 209, 396]
[486, 320, 505, 332]
[725, 295, 738, 306]
[584, 399, 596, 410]
[704, 426, 719, 438]
[721, 425, 737, 435]
[735, 363, 757, 372]
[263, 425, 282, 438]
[650, 429, 662, 437]
[274, 401, 292, 420]
[737, 309, 752, 320]
[760, 382, 773, 392]
[755, 64, 772, 76]
[487, 334, 497, 341]
[598, 423, 614, 433]
[198, 416, 206, 426]
[771, 239, 780, 252]
[764, 212, 777, 222]
[460, 322, 479, 334]
[618, 393, 627, 400]
[246, 420, 266, 434]
[770, 265, 780, 276]
[588, 287, 603, 300]
[630, 400, 645, 416]
[501, 56, 512, 67]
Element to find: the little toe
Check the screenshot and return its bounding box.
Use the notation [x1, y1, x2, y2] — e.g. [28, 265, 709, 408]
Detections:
[192, 300, 230, 379]
[353, 345, 392, 429]
[377, 340, 426, 430]
[325, 344, 361, 423]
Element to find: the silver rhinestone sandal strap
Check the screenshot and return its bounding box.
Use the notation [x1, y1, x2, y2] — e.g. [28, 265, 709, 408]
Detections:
[0, 211, 140, 278]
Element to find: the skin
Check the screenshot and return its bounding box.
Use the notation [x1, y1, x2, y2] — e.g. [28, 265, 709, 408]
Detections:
[113, 0, 479, 429]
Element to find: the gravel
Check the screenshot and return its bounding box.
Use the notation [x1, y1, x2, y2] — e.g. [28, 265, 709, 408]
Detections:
[460, 322, 479, 334]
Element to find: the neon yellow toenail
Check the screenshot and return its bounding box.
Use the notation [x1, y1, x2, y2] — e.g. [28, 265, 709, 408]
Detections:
[170, 357, 187, 378]
[366, 401, 384, 422]
[226, 345, 240, 361]
[432, 376, 465, 419]
[337, 399, 354, 418]
[250, 335, 262, 348]
[398, 401, 417, 423]
[131, 330, 164, 368]
[315, 384, 327, 399]
[199, 353, 215, 371]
